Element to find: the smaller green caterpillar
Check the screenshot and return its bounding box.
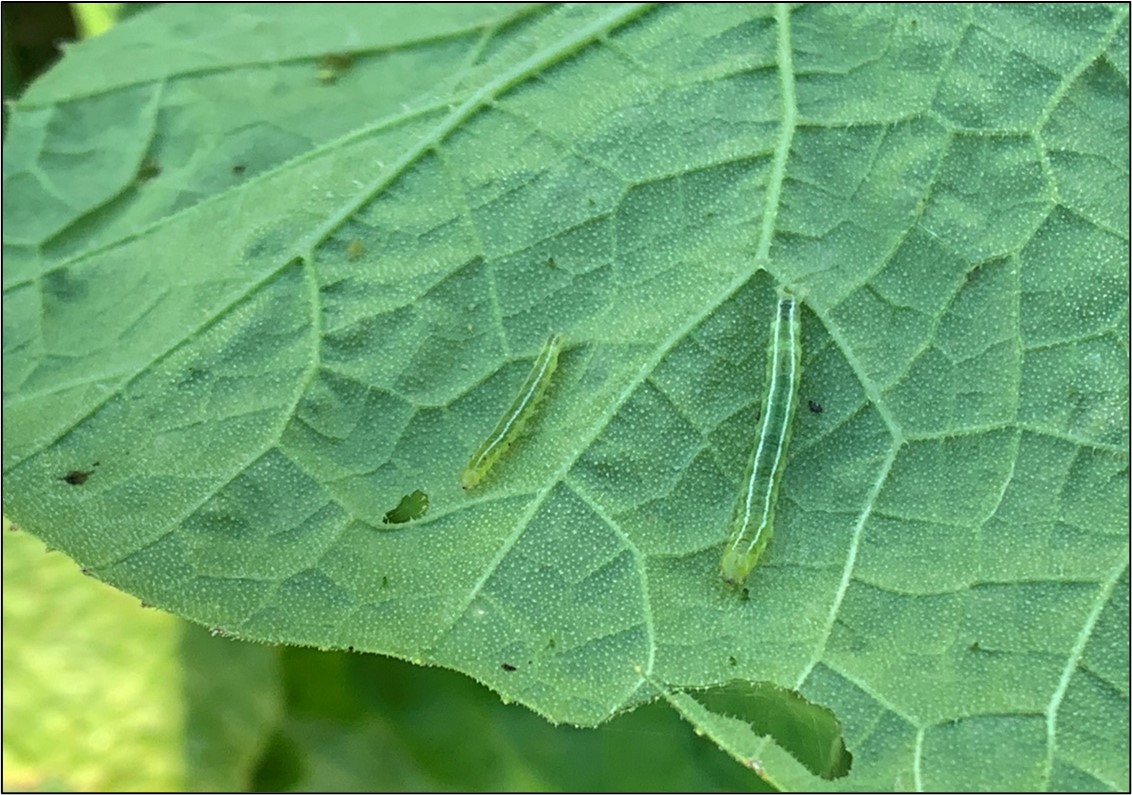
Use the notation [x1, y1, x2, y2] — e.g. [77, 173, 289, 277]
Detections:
[460, 333, 564, 490]
[721, 290, 801, 587]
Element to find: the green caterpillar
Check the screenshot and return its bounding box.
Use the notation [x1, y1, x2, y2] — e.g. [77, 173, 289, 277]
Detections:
[460, 334, 564, 490]
[721, 291, 801, 586]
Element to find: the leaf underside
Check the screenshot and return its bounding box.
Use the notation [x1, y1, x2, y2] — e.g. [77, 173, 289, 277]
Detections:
[2, 4, 1128, 791]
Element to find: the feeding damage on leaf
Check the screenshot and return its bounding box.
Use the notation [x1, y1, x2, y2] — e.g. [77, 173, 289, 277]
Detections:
[382, 489, 429, 525]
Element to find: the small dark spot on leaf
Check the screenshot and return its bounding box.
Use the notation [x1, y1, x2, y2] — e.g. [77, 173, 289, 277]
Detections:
[61, 469, 94, 486]
[383, 489, 429, 525]
[347, 645, 355, 653]
[60, 461, 99, 486]
[232, 163, 247, 175]
[546, 637, 557, 649]
[381, 575, 390, 588]
[43, 268, 87, 301]
[728, 656, 738, 667]
[346, 239, 365, 260]
[808, 400, 823, 414]
[317, 52, 354, 83]
[135, 159, 161, 183]
[457, 255, 485, 275]
[967, 640, 1001, 656]
[179, 366, 209, 387]
[80, 567, 92, 576]
[501, 662, 517, 672]
[319, 278, 349, 297]
[964, 262, 990, 286]
[139, 601, 151, 609]
[546, 256, 556, 268]
[7, 522, 19, 532]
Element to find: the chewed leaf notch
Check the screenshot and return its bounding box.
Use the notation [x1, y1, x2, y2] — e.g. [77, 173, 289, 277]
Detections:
[381, 489, 429, 525]
[691, 681, 852, 781]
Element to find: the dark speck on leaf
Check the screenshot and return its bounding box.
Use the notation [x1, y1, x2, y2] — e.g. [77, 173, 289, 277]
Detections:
[60, 460, 99, 485]
[317, 53, 354, 83]
[968, 641, 1001, 655]
[135, 159, 161, 183]
[501, 663, 517, 672]
[43, 268, 87, 301]
[61, 469, 93, 485]
[546, 257, 556, 268]
[808, 400, 823, 414]
[232, 164, 246, 175]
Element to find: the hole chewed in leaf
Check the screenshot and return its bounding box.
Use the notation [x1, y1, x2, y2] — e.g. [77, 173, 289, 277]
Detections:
[692, 680, 852, 780]
[381, 489, 429, 525]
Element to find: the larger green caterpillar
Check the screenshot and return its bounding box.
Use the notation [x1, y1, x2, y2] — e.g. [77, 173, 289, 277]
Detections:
[721, 290, 801, 587]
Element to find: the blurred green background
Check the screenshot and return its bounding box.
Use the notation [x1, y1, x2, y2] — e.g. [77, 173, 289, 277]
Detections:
[4, 521, 767, 791]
